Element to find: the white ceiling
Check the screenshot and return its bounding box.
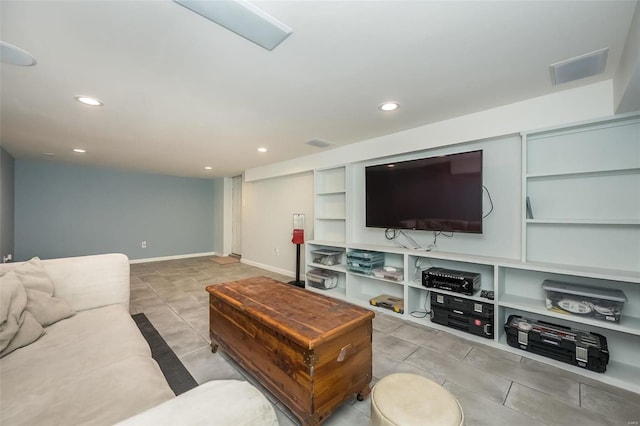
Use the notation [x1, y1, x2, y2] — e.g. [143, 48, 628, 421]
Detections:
[1, 0, 638, 178]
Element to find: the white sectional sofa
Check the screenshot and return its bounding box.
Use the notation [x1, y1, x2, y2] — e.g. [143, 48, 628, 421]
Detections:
[0, 253, 278, 426]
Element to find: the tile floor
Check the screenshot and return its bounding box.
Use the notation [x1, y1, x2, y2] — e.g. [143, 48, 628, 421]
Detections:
[129, 257, 640, 426]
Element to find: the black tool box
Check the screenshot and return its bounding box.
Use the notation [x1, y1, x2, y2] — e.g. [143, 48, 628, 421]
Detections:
[504, 314, 609, 373]
[430, 293, 494, 339]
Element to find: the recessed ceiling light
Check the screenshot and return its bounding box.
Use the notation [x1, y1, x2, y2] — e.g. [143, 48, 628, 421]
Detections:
[74, 96, 103, 106]
[257, 147, 267, 153]
[73, 148, 86, 153]
[42, 152, 55, 156]
[204, 166, 213, 170]
[387, 164, 395, 168]
[379, 102, 399, 111]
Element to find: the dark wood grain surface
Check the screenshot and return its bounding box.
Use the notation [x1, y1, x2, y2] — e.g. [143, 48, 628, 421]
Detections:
[207, 276, 374, 425]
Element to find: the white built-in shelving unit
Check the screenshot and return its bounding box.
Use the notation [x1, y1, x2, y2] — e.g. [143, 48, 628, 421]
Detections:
[313, 167, 347, 244]
[522, 115, 640, 271]
[305, 113, 640, 393]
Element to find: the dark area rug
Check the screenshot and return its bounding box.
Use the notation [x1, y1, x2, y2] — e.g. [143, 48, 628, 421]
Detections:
[132, 313, 198, 395]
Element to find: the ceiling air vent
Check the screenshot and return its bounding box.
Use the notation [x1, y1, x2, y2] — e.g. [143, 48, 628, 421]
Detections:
[305, 139, 333, 148]
[549, 48, 608, 85]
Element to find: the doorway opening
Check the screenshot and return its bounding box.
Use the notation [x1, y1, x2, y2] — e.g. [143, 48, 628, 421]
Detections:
[231, 175, 242, 258]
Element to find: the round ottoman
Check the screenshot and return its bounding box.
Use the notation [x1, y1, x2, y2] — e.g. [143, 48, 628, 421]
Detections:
[370, 373, 464, 426]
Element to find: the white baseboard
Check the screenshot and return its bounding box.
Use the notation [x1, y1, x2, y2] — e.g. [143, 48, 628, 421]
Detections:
[130, 253, 296, 280]
[129, 251, 219, 264]
[240, 258, 295, 278]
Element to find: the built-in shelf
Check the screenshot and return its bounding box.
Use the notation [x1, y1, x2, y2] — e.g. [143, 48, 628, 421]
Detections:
[523, 115, 640, 273]
[306, 113, 640, 393]
[347, 297, 405, 318]
[499, 294, 640, 336]
[526, 219, 640, 226]
[526, 167, 640, 180]
[407, 281, 424, 290]
[307, 262, 346, 273]
[497, 334, 640, 394]
[307, 237, 640, 393]
[347, 271, 405, 285]
[314, 166, 347, 243]
[309, 240, 348, 249]
[316, 190, 346, 196]
[498, 259, 640, 283]
[409, 281, 495, 304]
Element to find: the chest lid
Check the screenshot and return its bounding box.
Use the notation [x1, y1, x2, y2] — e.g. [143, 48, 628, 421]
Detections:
[207, 276, 374, 349]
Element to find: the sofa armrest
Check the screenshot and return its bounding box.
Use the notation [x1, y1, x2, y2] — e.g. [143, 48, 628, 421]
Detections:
[114, 380, 279, 426]
[0, 253, 130, 312]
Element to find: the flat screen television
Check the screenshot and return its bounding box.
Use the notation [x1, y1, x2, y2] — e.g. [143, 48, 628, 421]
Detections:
[365, 150, 483, 233]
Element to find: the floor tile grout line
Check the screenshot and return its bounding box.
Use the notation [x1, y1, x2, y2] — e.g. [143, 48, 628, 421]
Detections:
[401, 346, 421, 362]
[131, 257, 640, 426]
[503, 380, 514, 406]
[133, 276, 211, 352]
[579, 381, 582, 408]
[134, 261, 352, 425]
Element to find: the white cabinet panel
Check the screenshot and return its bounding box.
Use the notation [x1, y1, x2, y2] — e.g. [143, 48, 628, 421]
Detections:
[526, 224, 640, 271]
[527, 119, 640, 176]
[527, 172, 640, 222]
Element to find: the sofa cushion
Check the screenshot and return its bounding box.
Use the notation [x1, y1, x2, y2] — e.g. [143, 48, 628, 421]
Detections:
[0, 304, 175, 426]
[10, 257, 73, 326]
[0, 270, 45, 357]
[0, 254, 131, 313]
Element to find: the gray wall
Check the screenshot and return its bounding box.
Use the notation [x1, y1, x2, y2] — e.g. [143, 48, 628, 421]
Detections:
[15, 160, 216, 261]
[0, 147, 15, 262]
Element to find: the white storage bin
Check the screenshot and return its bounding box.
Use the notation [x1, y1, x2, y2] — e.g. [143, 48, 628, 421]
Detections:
[542, 280, 627, 323]
[310, 249, 343, 266]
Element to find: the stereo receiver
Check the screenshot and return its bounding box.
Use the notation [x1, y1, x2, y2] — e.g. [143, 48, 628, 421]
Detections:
[422, 267, 480, 296]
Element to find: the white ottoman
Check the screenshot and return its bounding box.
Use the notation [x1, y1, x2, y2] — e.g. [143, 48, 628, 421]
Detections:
[371, 373, 464, 426]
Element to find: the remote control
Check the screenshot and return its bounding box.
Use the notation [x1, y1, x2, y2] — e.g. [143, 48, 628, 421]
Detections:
[480, 290, 494, 300]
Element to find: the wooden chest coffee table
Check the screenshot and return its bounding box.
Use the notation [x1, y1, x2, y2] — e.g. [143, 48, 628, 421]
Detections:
[206, 277, 374, 425]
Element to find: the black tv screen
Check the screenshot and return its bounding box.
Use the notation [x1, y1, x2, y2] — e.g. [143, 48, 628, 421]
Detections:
[365, 150, 483, 233]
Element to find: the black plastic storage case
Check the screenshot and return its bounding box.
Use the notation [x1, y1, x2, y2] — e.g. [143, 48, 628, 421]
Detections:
[430, 293, 494, 338]
[504, 314, 609, 373]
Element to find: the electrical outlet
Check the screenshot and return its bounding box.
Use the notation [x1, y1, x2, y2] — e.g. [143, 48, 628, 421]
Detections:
[141, 241, 147, 249]
[2, 253, 12, 263]
[274, 248, 280, 256]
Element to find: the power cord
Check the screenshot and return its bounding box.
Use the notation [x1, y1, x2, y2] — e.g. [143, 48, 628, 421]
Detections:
[413, 257, 433, 282]
[384, 228, 399, 240]
[385, 228, 422, 250]
[410, 258, 433, 318]
[410, 290, 431, 318]
[427, 230, 453, 251]
[483, 185, 494, 219]
[399, 230, 420, 249]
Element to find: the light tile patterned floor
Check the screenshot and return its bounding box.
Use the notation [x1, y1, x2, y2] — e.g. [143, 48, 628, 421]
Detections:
[129, 257, 640, 426]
